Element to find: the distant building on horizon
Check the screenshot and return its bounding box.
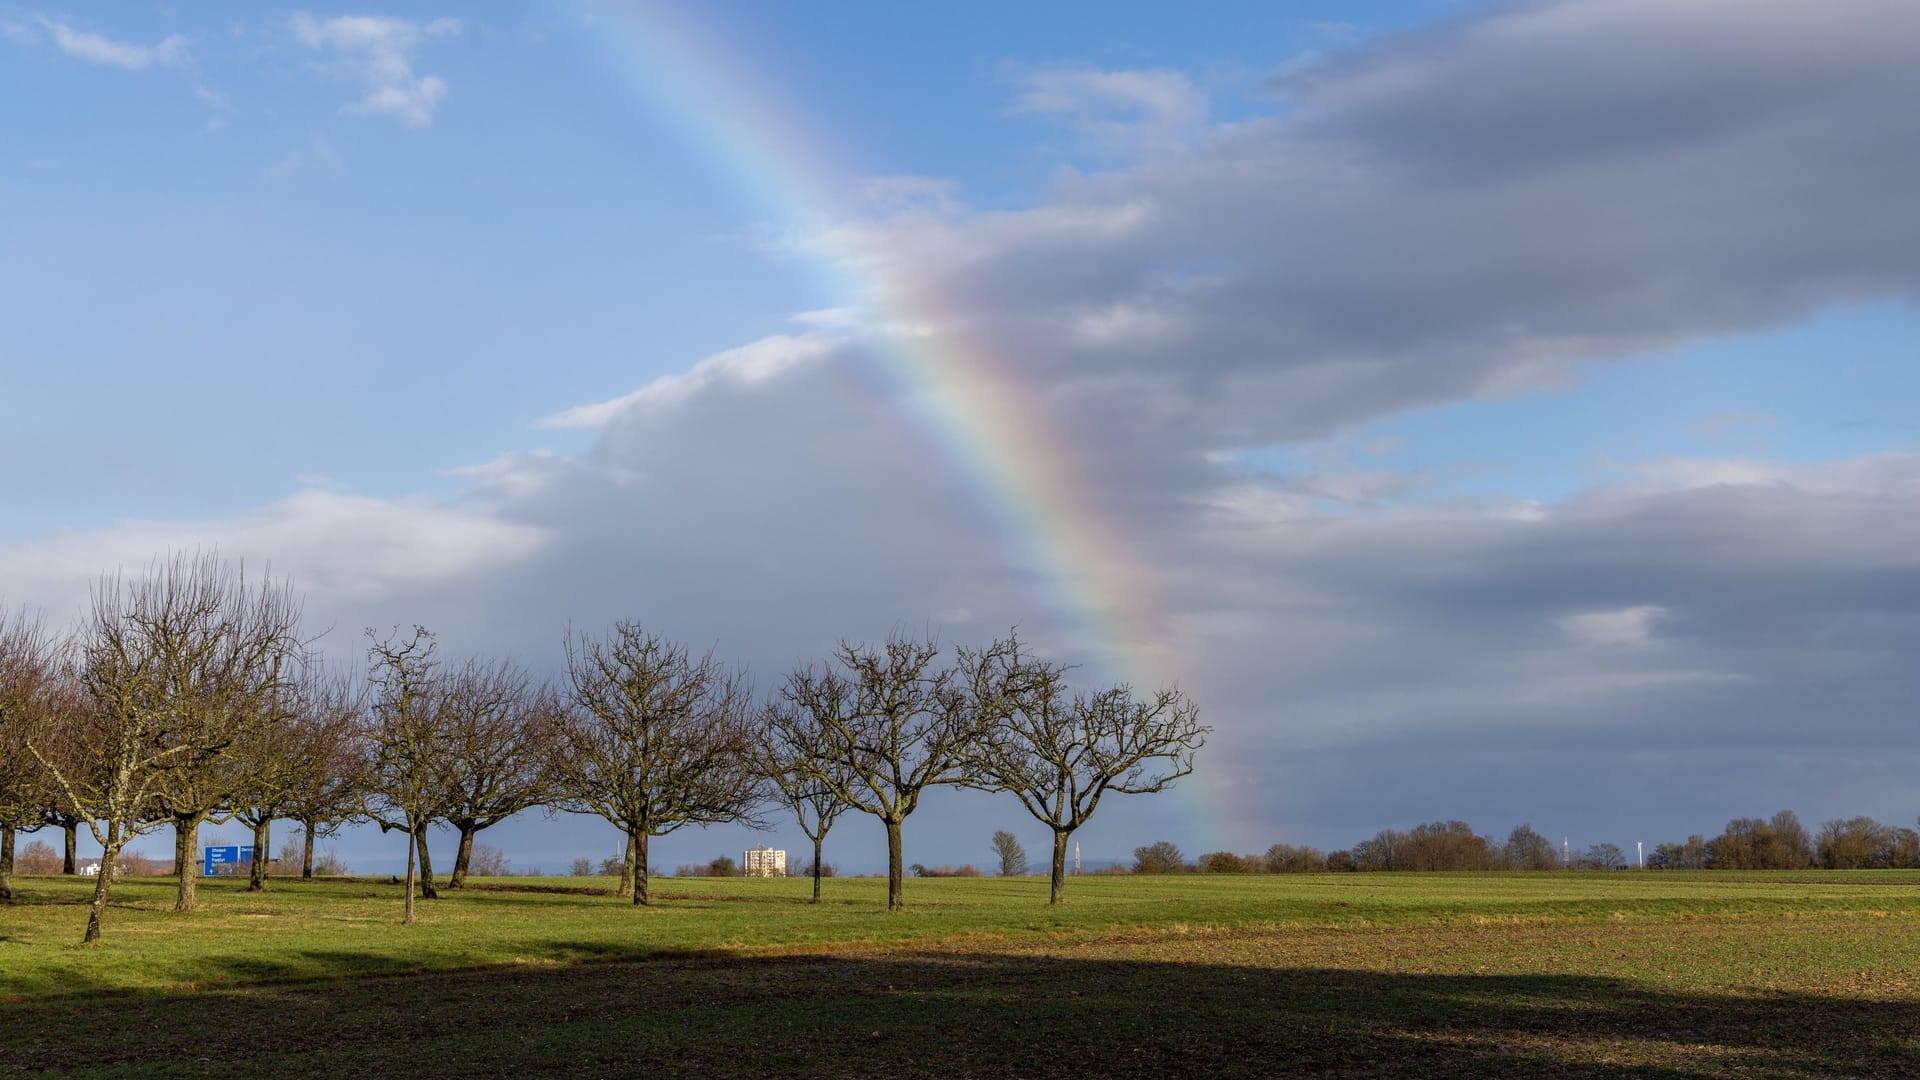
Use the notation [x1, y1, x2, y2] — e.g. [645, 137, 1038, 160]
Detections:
[743, 846, 786, 877]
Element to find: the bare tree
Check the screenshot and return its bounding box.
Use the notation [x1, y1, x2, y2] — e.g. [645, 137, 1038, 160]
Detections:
[970, 636, 1206, 903]
[1503, 824, 1559, 871]
[991, 830, 1028, 877]
[1818, 817, 1894, 870]
[466, 842, 511, 877]
[278, 674, 366, 878]
[361, 626, 448, 924]
[21, 684, 91, 875]
[1133, 840, 1186, 874]
[434, 659, 552, 888]
[1710, 811, 1816, 870]
[549, 622, 763, 907]
[1263, 843, 1328, 873]
[0, 607, 58, 901]
[1584, 842, 1627, 870]
[32, 554, 304, 941]
[756, 700, 857, 903]
[120, 554, 307, 912]
[39, 800, 85, 876]
[775, 632, 995, 911]
[230, 662, 364, 891]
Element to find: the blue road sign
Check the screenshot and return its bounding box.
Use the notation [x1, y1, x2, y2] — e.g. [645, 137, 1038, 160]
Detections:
[201, 845, 254, 876]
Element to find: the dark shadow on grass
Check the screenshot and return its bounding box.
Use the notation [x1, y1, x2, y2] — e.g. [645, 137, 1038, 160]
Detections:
[4, 947, 1918, 1078]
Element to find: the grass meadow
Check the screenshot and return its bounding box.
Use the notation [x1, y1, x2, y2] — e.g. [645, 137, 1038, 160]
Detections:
[5, 871, 1920, 1076]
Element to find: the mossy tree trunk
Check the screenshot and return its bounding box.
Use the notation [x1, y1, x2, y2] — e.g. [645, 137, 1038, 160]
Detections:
[416, 828, 438, 899]
[886, 818, 904, 912]
[172, 815, 202, 912]
[1053, 829, 1084, 905]
[247, 818, 271, 892]
[0, 824, 15, 901]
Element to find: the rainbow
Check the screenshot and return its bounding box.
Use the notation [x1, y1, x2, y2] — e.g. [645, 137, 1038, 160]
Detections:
[558, 6, 1234, 855]
[560, 3, 1184, 694]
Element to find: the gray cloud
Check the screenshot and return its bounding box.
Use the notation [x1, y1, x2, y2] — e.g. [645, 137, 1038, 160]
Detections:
[836, 0, 1920, 464]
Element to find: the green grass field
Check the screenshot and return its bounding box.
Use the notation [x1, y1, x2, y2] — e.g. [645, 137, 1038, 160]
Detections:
[6, 871, 1920, 1076]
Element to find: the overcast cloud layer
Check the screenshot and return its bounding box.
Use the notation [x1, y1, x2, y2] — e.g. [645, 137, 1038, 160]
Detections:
[5, 0, 1918, 868]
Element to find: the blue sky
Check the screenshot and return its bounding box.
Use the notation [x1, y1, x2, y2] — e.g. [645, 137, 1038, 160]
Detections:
[4, 1, 1918, 874]
[1253, 302, 1920, 510]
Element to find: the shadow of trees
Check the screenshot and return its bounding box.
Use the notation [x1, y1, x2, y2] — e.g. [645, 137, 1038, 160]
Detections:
[4, 945, 1917, 1078]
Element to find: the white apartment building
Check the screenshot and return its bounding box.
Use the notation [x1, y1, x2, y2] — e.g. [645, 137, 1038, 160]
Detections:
[743, 846, 786, 877]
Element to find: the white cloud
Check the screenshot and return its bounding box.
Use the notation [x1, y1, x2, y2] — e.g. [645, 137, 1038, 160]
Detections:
[1010, 66, 1210, 155]
[291, 12, 460, 127]
[789, 307, 860, 329]
[5, 15, 189, 69]
[445, 450, 570, 502]
[536, 333, 841, 430]
[0, 489, 547, 623]
[1556, 605, 1670, 648]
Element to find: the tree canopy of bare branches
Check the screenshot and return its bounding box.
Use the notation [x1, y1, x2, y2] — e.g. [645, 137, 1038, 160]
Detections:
[756, 701, 858, 904]
[136, 555, 308, 913]
[773, 632, 998, 911]
[276, 672, 367, 879]
[361, 626, 449, 924]
[432, 658, 552, 887]
[230, 660, 364, 891]
[550, 622, 762, 907]
[0, 606, 59, 902]
[969, 635, 1206, 903]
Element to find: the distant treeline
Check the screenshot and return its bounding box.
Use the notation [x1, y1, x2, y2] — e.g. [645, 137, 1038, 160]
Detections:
[1134, 811, 1920, 873]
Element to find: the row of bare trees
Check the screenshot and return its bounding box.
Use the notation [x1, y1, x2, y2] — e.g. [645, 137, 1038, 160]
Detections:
[0, 553, 1208, 940]
[0, 555, 311, 941]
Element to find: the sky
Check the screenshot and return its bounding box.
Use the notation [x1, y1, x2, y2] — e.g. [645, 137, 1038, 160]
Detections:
[3, 0, 1918, 875]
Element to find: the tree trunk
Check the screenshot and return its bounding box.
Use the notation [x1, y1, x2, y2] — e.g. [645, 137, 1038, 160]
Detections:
[62, 822, 76, 875]
[449, 824, 475, 888]
[403, 824, 417, 925]
[618, 831, 635, 898]
[173, 815, 200, 913]
[302, 821, 316, 879]
[811, 834, 824, 903]
[1051, 829, 1071, 905]
[247, 817, 271, 892]
[0, 824, 14, 901]
[416, 828, 438, 899]
[84, 827, 121, 944]
[630, 828, 650, 907]
[886, 817, 904, 911]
